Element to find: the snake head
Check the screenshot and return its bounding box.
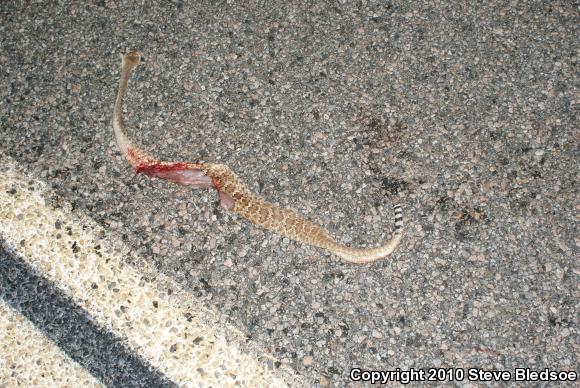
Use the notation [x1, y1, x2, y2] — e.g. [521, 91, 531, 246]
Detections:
[123, 50, 142, 68]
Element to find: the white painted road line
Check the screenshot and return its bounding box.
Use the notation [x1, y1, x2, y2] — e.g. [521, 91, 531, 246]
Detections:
[0, 154, 302, 387]
[0, 299, 101, 387]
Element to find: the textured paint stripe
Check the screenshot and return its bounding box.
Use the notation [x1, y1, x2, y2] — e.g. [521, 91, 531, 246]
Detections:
[0, 299, 101, 387]
[0, 245, 175, 387]
[0, 154, 302, 387]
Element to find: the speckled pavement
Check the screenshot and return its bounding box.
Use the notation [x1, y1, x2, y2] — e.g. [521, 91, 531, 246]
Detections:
[0, 1, 578, 387]
[0, 299, 101, 387]
[0, 155, 301, 387]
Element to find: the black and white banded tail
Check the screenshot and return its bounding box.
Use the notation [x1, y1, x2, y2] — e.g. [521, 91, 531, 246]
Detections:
[393, 204, 403, 234]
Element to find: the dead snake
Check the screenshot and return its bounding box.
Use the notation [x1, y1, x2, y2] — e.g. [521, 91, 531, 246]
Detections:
[113, 50, 403, 263]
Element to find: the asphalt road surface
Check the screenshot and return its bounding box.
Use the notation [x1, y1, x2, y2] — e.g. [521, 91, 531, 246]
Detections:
[1, 1, 577, 387]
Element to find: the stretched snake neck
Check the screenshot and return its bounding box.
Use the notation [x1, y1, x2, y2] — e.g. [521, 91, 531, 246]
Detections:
[113, 50, 404, 264]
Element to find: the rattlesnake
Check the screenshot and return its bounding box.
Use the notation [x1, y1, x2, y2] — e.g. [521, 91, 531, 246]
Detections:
[113, 50, 403, 263]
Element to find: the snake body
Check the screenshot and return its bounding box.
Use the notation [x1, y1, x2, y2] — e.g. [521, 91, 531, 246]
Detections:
[113, 50, 403, 263]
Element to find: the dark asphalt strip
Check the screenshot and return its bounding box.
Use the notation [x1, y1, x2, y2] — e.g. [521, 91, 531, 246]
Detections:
[0, 241, 177, 388]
